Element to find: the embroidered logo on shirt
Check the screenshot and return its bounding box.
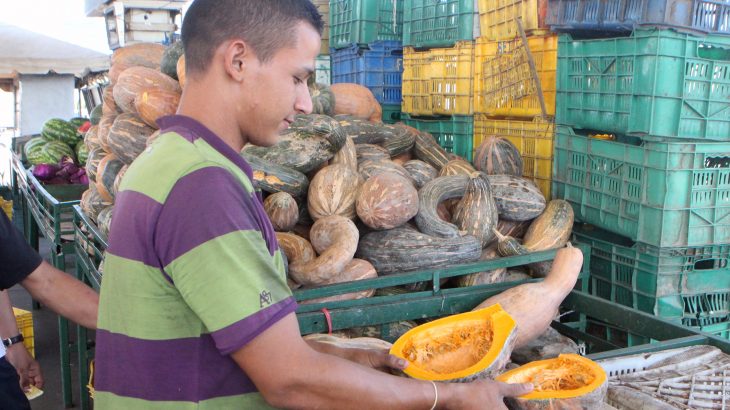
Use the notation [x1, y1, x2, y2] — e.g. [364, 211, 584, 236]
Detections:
[259, 290, 273, 308]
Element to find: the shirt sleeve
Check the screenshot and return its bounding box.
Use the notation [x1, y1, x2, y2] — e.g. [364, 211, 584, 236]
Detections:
[154, 165, 296, 355]
[0, 211, 43, 290]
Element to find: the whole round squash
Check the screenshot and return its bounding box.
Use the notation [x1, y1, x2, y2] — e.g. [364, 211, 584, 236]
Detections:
[107, 113, 155, 165]
[356, 172, 419, 230]
[307, 164, 363, 221]
[474, 136, 524, 176]
[309, 82, 335, 116]
[113, 66, 181, 114]
[264, 192, 299, 231]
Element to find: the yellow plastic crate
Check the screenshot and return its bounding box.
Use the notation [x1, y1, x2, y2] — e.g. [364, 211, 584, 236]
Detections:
[1, 198, 11, 221]
[402, 41, 475, 116]
[478, 0, 549, 40]
[13, 308, 34, 358]
[474, 34, 557, 117]
[474, 115, 554, 199]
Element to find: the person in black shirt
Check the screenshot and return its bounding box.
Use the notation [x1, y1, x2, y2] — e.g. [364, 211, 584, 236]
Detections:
[0, 211, 98, 409]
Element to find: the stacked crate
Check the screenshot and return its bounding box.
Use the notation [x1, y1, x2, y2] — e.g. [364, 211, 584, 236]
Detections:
[314, 0, 331, 84]
[400, 0, 479, 160]
[329, 0, 404, 123]
[547, 0, 730, 342]
[472, 0, 555, 198]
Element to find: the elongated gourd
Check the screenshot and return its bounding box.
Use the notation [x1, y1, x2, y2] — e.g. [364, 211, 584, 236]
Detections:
[453, 172, 498, 248]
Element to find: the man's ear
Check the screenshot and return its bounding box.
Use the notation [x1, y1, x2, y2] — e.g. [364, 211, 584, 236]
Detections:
[222, 39, 249, 82]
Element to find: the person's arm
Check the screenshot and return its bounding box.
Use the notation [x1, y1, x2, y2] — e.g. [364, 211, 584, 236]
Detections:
[20, 261, 99, 329]
[233, 313, 532, 410]
[305, 339, 408, 373]
[0, 290, 43, 390]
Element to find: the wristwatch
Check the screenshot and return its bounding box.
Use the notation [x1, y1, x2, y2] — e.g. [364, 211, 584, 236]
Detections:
[2, 334, 24, 347]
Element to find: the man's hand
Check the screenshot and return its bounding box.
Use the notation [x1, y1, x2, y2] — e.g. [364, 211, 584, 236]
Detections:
[5, 344, 44, 390]
[345, 347, 408, 373]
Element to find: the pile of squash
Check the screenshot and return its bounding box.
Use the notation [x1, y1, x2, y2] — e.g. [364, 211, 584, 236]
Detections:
[247, 81, 575, 299]
[79, 42, 185, 237]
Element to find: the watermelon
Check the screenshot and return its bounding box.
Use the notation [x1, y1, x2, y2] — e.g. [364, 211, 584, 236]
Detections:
[41, 118, 81, 146]
[161, 42, 184, 80]
[75, 141, 89, 166]
[69, 117, 88, 128]
[90, 105, 103, 125]
[27, 140, 75, 165]
[23, 137, 47, 163]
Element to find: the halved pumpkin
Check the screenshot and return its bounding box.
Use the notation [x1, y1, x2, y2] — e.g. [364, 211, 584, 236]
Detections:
[389, 304, 516, 382]
[496, 353, 607, 409]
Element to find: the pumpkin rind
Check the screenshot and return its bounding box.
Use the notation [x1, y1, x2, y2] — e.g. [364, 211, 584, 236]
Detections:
[111, 43, 165, 71]
[307, 164, 362, 220]
[80, 186, 111, 222]
[335, 115, 394, 145]
[299, 259, 377, 304]
[264, 192, 299, 231]
[107, 113, 155, 165]
[438, 159, 477, 177]
[288, 215, 359, 286]
[383, 126, 416, 157]
[242, 152, 309, 198]
[358, 159, 414, 185]
[356, 226, 481, 275]
[134, 89, 180, 129]
[497, 354, 607, 409]
[243, 114, 346, 173]
[474, 136, 524, 176]
[96, 154, 125, 203]
[453, 173, 498, 248]
[356, 144, 390, 164]
[97, 206, 114, 238]
[330, 83, 381, 122]
[330, 136, 357, 172]
[404, 160, 438, 189]
[414, 131, 450, 170]
[454, 245, 505, 287]
[309, 82, 335, 116]
[113, 66, 181, 114]
[390, 304, 517, 382]
[416, 175, 469, 238]
[497, 219, 532, 239]
[275, 232, 315, 268]
[112, 164, 128, 198]
[523, 200, 575, 278]
[486, 174, 546, 221]
[356, 172, 419, 230]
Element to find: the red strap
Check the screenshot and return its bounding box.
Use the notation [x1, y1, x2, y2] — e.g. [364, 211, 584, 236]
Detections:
[320, 308, 333, 335]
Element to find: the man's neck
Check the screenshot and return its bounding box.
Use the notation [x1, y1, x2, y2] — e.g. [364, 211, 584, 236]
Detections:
[176, 83, 247, 152]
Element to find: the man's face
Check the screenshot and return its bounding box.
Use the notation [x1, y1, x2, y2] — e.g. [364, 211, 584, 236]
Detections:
[238, 22, 320, 147]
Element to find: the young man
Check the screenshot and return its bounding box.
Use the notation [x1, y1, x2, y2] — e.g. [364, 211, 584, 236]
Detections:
[94, 1, 532, 408]
[0, 210, 99, 409]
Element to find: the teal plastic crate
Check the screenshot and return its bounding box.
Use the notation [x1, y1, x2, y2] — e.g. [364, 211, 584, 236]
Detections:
[400, 114, 473, 161]
[403, 0, 476, 48]
[381, 103, 401, 124]
[574, 223, 730, 328]
[329, 0, 403, 49]
[556, 28, 730, 141]
[552, 125, 730, 248]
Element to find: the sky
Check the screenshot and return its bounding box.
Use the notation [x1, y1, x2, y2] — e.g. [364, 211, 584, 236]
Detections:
[0, 0, 191, 54]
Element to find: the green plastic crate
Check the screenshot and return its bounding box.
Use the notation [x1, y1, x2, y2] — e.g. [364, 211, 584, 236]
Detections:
[403, 0, 476, 48]
[574, 223, 730, 328]
[329, 0, 403, 50]
[381, 104, 401, 124]
[552, 125, 730, 248]
[556, 29, 730, 141]
[400, 114, 473, 161]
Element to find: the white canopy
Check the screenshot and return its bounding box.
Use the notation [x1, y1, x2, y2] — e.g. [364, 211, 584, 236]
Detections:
[0, 23, 109, 77]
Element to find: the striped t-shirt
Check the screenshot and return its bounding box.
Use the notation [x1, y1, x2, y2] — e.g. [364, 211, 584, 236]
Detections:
[94, 115, 295, 409]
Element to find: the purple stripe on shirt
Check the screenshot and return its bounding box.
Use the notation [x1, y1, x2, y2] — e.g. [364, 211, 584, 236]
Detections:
[155, 167, 272, 267]
[157, 115, 254, 181]
[213, 297, 298, 355]
[94, 330, 257, 402]
[107, 190, 163, 267]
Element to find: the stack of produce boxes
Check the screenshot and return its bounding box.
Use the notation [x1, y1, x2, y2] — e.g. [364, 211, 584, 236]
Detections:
[400, 0, 479, 160]
[313, 0, 331, 85]
[472, 0, 554, 199]
[547, 0, 730, 343]
[329, 0, 404, 123]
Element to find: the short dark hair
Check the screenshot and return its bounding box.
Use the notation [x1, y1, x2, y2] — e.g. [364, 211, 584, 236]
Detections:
[181, 0, 323, 75]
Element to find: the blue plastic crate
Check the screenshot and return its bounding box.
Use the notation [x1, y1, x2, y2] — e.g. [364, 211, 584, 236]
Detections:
[331, 41, 403, 105]
[547, 0, 730, 35]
